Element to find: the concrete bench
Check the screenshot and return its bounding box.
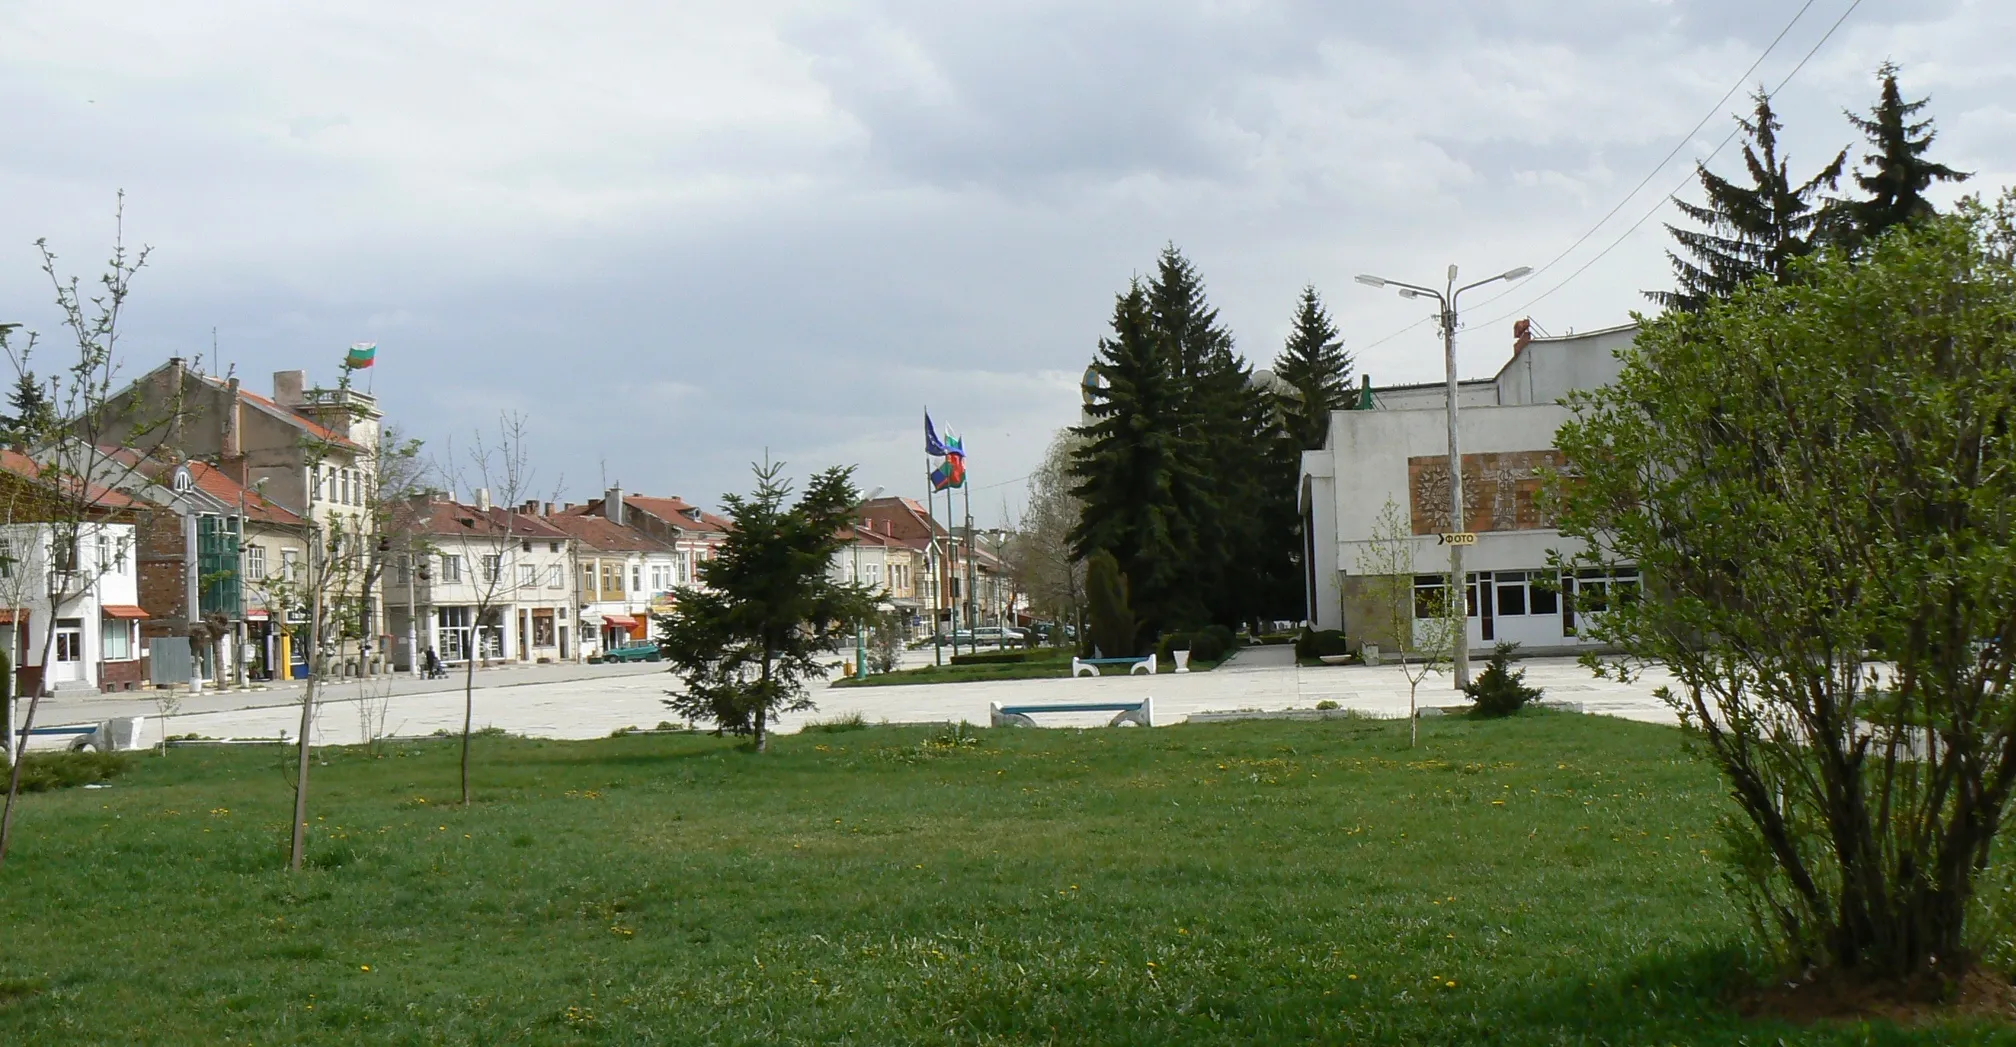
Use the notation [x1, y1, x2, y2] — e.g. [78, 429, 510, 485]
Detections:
[14, 718, 147, 753]
[1071, 653, 1157, 677]
[991, 698, 1156, 728]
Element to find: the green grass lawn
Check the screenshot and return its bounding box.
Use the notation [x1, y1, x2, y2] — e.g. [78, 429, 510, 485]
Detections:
[0, 714, 2008, 1044]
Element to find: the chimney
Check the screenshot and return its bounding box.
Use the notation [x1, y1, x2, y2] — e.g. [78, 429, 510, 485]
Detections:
[273, 370, 305, 406]
[475, 487, 491, 512]
[222, 377, 242, 457]
[604, 485, 625, 525]
[522, 500, 541, 515]
[543, 502, 556, 516]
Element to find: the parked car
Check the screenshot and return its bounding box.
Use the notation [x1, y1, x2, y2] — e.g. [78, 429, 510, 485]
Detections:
[594, 641, 662, 663]
[973, 626, 1027, 647]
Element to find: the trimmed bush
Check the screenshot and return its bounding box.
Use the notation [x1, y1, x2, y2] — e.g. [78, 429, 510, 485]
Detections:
[1464, 642, 1543, 717]
[949, 650, 1030, 667]
[1155, 631, 1194, 665]
[1295, 628, 1351, 660]
[1195, 625, 1236, 662]
[1085, 551, 1138, 658]
[6, 751, 131, 793]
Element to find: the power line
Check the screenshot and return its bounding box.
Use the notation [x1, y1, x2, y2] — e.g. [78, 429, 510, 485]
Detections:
[1354, 0, 1832, 353]
[1473, 0, 1865, 329]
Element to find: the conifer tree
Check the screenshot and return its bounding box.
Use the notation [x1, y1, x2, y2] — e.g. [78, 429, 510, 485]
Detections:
[1271, 285, 1353, 451]
[1068, 281, 1203, 635]
[1649, 92, 1846, 311]
[1844, 62, 1968, 245]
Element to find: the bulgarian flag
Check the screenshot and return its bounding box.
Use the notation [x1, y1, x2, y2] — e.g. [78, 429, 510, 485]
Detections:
[344, 342, 378, 369]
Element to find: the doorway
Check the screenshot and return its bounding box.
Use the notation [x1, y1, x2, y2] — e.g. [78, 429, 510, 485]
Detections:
[52, 618, 85, 684]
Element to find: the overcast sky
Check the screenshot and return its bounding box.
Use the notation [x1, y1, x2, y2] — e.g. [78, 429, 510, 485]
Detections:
[3, 1, 2010, 525]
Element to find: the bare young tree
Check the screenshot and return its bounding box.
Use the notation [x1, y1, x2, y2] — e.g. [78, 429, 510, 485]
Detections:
[1355, 498, 1458, 747]
[1006, 430, 1086, 642]
[439, 412, 544, 806]
[1, 199, 187, 864]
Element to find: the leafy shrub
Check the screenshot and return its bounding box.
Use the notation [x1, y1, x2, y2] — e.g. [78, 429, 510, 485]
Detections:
[1257, 631, 1298, 645]
[950, 650, 1029, 666]
[6, 751, 131, 793]
[1295, 628, 1351, 660]
[1085, 551, 1138, 657]
[1195, 625, 1236, 662]
[1155, 631, 1193, 665]
[1464, 642, 1543, 717]
[1315, 700, 1340, 711]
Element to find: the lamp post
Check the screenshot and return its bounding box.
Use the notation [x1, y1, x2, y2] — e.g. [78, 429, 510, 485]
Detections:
[853, 486, 884, 678]
[1354, 263, 1531, 690]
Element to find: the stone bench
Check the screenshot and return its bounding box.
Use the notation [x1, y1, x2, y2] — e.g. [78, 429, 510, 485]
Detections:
[15, 717, 147, 753]
[1070, 653, 1157, 677]
[991, 698, 1156, 728]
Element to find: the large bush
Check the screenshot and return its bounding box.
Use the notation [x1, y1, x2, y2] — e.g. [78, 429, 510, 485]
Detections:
[1084, 550, 1139, 658]
[1553, 196, 2016, 984]
[1295, 628, 1350, 660]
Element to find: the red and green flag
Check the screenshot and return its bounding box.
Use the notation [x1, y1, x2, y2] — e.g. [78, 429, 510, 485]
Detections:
[344, 342, 378, 369]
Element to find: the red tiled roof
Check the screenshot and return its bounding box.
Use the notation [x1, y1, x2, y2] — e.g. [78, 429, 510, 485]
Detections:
[197, 375, 364, 451]
[410, 499, 574, 541]
[543, 511, 676, 554]
[621, 495, 728, 533]
[0, 450, 149, 512]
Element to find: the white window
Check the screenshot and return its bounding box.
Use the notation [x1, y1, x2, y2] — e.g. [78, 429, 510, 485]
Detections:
[0, 539, 11, 579]
[440, 554, 463, 583]
[865, 563, 881, 586]
[281, 548, 300, 581]
[481, 554, 501, 584]
[547, 564, 563, 589]
[632, 565, 642, 592]
[102, 618, 134, 660]
[518, 564, 537, 588]
[651, 565, 670, 592]
[247, 544, 267, 581]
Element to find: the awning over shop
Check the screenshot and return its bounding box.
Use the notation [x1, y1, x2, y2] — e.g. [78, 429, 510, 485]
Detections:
[601, 614, 638, 629]
[101, 605, 150, 619]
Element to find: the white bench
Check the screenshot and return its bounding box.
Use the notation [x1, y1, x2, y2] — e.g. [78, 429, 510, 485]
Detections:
[991, 698, 1156, 728]
[1071, 654, 1156, 677]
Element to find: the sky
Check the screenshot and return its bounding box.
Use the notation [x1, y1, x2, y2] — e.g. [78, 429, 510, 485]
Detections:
[2, 1, 2011, 526]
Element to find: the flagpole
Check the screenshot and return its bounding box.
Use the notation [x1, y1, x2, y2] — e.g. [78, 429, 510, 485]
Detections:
[926, 409, 943, 667]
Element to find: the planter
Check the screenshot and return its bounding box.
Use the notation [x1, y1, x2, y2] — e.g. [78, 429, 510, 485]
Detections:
[1360, 644, 1381, 666]
[1318, 654, 1352, 666]
[1173, 650, 1192, 673]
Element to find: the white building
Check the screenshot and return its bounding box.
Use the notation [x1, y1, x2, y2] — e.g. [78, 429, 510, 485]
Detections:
[397, 492, 579, 666]
[0, 520, 144, 695]
[1298, 323, 1637, 656]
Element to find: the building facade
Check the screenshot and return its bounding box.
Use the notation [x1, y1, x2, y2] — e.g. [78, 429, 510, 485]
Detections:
[1298, 323, 1637, 656]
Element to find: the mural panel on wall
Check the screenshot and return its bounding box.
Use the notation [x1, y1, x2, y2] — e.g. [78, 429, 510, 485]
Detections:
[1408, 450, 1569, 535]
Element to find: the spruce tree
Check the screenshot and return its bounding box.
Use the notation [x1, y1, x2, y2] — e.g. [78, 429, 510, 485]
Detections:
[1271, 285, 1353, 451]
[2, 371, 54, 447]
[1844, 62, 1968, 246]
[1649, 92, 1846, 311]
[1068, 281, 1204, 635]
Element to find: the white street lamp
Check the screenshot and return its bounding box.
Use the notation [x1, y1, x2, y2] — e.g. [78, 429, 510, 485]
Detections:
[854, 485, 884, 678]
[1354, 263, 1531, 690]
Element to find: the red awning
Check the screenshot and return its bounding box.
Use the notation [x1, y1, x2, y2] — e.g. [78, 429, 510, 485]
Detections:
[601, 614, 637, 629]
[101, 605, 150, 619]
[0, 609, 22, 624]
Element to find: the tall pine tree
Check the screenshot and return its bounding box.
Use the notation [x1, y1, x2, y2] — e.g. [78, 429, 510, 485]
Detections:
[1649, 92, 1846, 311]
[1068, 281, 1205, 635]
[1844, 62, 1968, 246]
[1271, 285, 1353, 451]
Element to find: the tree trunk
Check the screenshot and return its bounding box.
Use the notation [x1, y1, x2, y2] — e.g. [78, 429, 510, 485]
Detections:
[0, 610, 70, 866]
[461, 645, 476, 806]
[289, 548, 324, 872]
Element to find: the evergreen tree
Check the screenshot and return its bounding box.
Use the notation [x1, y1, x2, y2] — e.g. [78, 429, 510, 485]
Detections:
[1649, 92, 1846, 311]
[656, 460, 878, 752]
[1271, 285, 1353, 451]
[1843, 62, 1968, 245]
[2, 372, 54, 447]
[1068, 282, 1204, 635]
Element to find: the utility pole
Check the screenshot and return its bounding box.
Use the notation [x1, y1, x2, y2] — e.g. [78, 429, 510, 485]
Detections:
[1355, 263, 1532, 690]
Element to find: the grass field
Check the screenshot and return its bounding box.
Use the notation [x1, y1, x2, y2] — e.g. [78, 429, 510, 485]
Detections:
[0, 713, 2009, 1044]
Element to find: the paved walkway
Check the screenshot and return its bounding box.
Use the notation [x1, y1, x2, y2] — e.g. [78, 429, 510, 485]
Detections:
[19, 651, 1685, 751]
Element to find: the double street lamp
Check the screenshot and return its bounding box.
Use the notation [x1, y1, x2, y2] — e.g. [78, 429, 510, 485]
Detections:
[1354, 264, 1531, 690]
